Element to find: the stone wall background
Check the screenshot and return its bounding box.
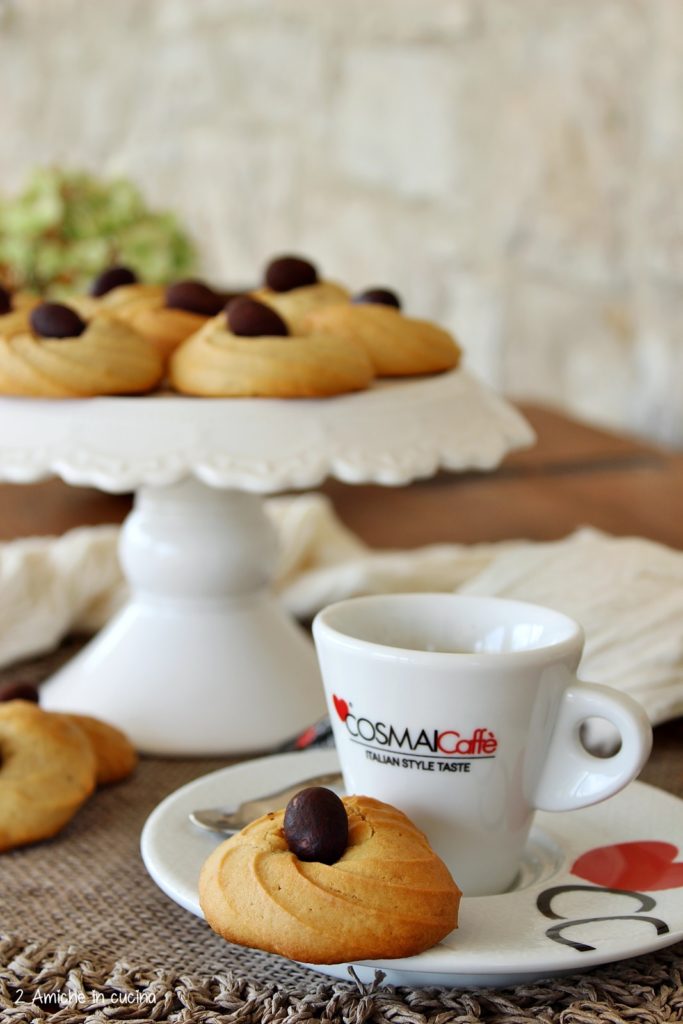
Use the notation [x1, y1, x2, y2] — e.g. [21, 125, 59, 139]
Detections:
[1, 0, 682, 445]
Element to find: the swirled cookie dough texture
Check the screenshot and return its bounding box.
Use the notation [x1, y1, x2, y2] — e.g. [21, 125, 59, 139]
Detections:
[303, 303, 461, 377]
[0, 701, 97, 851]
[199, 795, 461, 963]
[255, 281, 350, 334]
[72, 284, 166, 321]
[0, 286, 40, 339]
[169, 314, 374, 397]
[115, 301, 206, 361]
[68, 267, 164, 320]
[115, 280, 230, 360]
[0, 311, 164, 396]
[253, 253, 350, 333]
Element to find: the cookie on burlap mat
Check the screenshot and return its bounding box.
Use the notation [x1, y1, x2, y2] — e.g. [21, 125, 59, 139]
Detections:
[57, 712, 137, 785]
[0, 701, 96, 851]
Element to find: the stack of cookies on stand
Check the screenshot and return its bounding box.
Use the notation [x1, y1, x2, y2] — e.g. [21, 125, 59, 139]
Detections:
[0, 255, 461, 398]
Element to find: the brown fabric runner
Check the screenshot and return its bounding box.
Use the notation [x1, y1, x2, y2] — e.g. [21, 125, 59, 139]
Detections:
[1, 646, 682, 1021]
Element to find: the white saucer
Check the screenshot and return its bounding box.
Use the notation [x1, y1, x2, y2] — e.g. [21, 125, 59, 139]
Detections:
[141, 750, 683, 988]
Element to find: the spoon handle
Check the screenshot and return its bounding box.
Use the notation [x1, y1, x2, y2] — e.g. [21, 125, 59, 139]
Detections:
[189, 771, 344, 834]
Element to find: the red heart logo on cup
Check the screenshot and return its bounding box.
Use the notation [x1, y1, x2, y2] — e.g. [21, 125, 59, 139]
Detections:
[333, 694, 349, 722]
[572, 841, 683, 891]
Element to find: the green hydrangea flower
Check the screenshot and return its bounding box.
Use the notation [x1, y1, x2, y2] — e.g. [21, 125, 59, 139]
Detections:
[0, 168, 197, 296]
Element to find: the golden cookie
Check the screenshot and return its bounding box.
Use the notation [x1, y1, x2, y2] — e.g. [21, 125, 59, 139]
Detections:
[8, 290, 40, 311]
[303, 303, 461, 377]
[0, 287, 40, 338]
[57, 713, 137, 785]
[115, 280, 228, 361]
[0, 304, 164, 397]
[68, 266, 164, 320]
[0, 308, 34, 339]
[0, 701, 97, 852]
[71, 284, 165, 321]
[253, 254, 349, 332]
[100, 283, 164, 309]
[199, 794, 460, 964]
[114, 300, 206, 361]
[254, 281, 350, 334]
[169, 310, 374, 398]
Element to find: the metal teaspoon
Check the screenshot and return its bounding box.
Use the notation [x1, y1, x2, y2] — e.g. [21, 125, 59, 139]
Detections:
[189, 771, 343, 835]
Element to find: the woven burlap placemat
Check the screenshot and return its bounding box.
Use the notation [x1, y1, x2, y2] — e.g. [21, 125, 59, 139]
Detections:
[1, 646, 682, 1021]
[2, 753, 682, 1022]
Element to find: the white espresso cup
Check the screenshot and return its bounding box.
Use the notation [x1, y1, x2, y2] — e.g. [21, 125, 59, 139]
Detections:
[312, 593, 652, 896]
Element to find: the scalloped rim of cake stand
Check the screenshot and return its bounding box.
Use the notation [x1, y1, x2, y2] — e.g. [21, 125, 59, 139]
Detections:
[0, 370, 535, 493]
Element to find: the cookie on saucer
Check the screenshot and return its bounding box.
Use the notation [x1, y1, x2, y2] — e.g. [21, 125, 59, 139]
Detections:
[199, 789, 460, 963]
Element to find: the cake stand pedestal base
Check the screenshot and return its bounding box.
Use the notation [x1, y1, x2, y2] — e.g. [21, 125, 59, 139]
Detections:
[41, 479, 325, 755]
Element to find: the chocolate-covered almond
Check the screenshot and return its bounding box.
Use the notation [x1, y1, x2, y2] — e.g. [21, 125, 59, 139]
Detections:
[30, 303, 87, 339]
[352, 287, 402, 310]
[0, 681, 39, 703]
[90, 265, 138, 297]
[165, 280, 226, 317]
[0, 285, 12, 315]
[283, 786, 348, 864]
[227, 297, 288, 337]
[264, 256, 318, 293]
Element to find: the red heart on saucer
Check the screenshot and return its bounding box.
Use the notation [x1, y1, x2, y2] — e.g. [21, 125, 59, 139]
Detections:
[332, 695, 349, 722]
[572, 841, 683, 891]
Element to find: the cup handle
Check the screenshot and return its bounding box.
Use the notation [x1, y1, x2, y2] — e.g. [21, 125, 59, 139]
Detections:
[531, 680, 653, 812]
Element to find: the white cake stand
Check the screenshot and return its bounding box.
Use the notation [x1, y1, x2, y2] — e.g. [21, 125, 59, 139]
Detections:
[0, 370, 534, 755]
